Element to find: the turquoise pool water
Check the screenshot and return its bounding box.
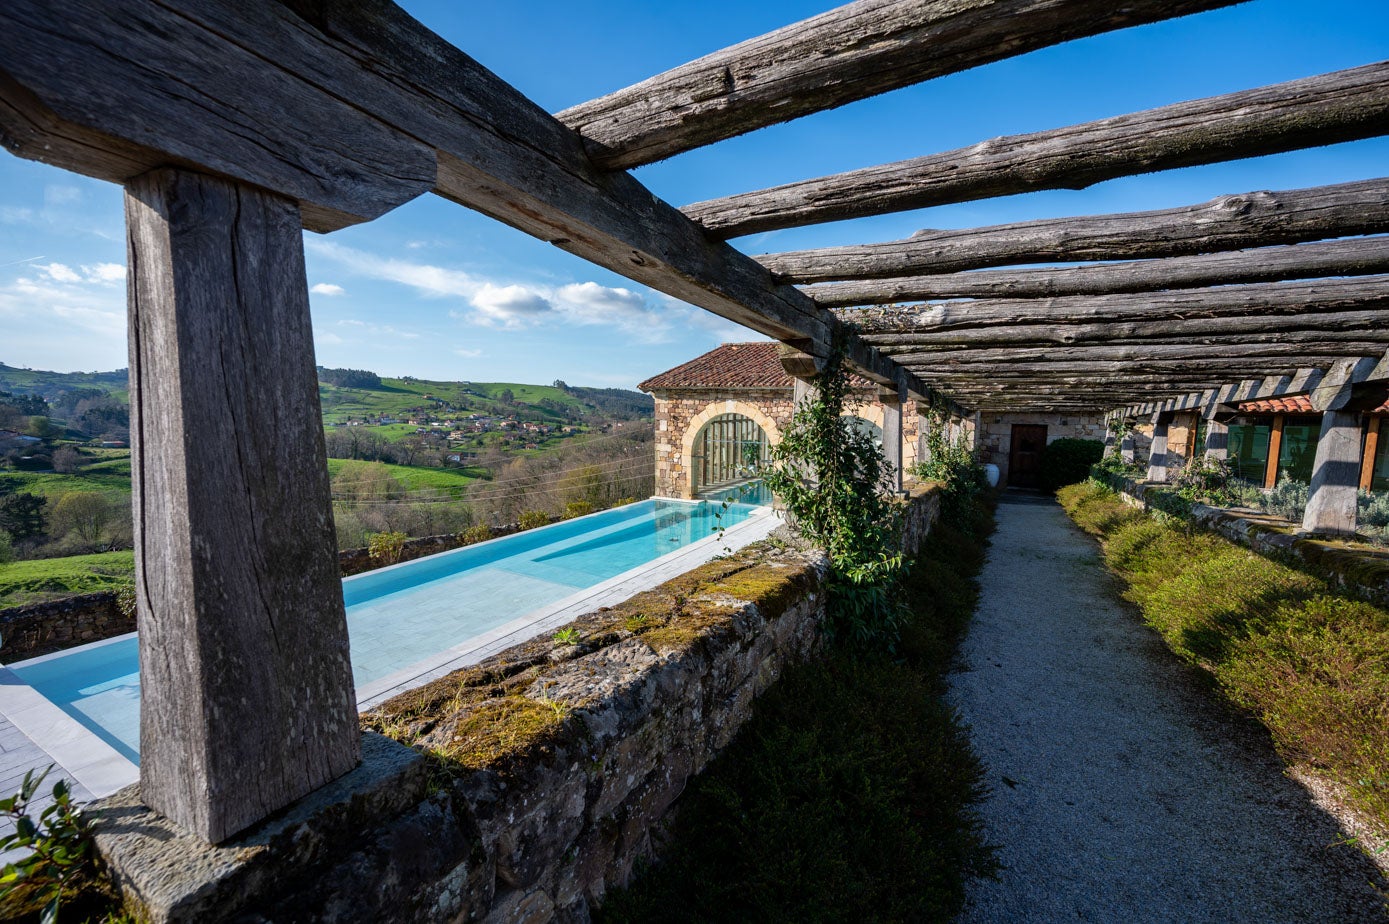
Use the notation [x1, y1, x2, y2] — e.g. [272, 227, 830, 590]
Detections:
[7, 499, 758, 764]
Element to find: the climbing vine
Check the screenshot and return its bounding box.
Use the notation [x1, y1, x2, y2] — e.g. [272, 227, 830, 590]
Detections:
[759, 339, 906, 648]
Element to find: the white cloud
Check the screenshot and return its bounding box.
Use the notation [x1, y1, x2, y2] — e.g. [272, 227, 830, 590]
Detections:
[453, 347, 483, 358]
[310, 282, 346, 296]
[304, 239, 753, 345]
[316, 332, 345, 345]
[40, 263, 81, 283]
[83, 263, 125, 284]
[470, 283, 553, 328]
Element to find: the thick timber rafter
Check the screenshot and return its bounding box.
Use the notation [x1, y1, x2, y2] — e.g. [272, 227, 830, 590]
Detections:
[686, 62, 1389, 238]
[803, 237, 1389, 306]
[556, 0, 1240, 170]
[759, 179, 1389, 283]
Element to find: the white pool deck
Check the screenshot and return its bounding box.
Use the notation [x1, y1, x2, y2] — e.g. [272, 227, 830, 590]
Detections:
[0, 507, 780, 852]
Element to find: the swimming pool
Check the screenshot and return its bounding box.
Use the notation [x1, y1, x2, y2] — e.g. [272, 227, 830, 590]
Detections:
[4, 498, 765, 767]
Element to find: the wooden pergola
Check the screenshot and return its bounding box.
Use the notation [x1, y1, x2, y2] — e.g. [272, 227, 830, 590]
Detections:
[2, 0, 1386, 844]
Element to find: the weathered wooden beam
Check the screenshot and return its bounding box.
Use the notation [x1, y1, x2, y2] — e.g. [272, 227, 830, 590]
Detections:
[687, 62, 1389, 237]
[840, 276, 1389, 340]
[0, 0, 436, 230]
[890, 343, 1383, 370]
[555, 0, 1240, 170]
[863, 315, 1389, 350]
[0, 0, 935, 402]
[758, 179, 1389, 283]
[126, 168, 359, 842]
[802, 237, 1389, 306]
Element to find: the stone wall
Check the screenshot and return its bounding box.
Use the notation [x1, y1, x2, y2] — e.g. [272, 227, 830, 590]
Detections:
[652, 387, 795, 498]
[0, 592, 132, 661]
[1163, 411, 1204, 471]
[974, 411, 1108, 487]
[95, 489, 942, 924]
[651, 387, 921, 499]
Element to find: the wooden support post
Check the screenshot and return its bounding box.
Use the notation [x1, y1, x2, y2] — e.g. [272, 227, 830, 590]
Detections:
[914, 401, 933, 466]
[1146, 413, 1171, 483]
[879, 388, 904, 494]
[1361, 417, 1382, 491]
[1264, 415, 1286, 489]
[126, 168, 359, 843]
[1121, 431, 1136, 464]
[1302, 410, 1363, 535]
[1204, 420, 1230, 460]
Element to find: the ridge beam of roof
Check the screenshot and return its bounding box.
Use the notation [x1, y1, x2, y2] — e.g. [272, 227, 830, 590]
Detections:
[758, 179, 1389, 283]
[554, 0, 1241, 171]
[686, 62, 1389, 238]
[802, 237, 1389, 306]
[838, 275, 1389, 334]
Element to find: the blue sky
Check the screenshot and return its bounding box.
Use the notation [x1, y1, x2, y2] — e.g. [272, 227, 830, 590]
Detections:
[1, 0, 1386, 388]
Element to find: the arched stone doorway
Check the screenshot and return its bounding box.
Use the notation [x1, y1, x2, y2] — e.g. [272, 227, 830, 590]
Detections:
[680, 400, 781, 498]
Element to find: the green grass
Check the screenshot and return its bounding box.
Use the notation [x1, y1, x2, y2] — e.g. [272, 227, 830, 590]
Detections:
[317, 376, 585, 428]
[0, 470, 132, 503]
[1058, 480, 1389, 828]
[597, 504, 998, 923]
[324, 459, 486, 496]
[0, 551, 134, 607]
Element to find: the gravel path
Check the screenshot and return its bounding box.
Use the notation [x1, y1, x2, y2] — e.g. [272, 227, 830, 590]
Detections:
[949, 492, 1388, 922]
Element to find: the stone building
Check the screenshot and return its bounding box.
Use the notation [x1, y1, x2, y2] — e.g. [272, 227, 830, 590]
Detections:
[639, 342, 923, 499]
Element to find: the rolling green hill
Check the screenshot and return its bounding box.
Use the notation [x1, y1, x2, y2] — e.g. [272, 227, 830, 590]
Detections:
[0, 362, 129, 403]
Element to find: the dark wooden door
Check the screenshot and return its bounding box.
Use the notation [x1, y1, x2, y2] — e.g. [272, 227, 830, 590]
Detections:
[1009, 424, 1048, 488]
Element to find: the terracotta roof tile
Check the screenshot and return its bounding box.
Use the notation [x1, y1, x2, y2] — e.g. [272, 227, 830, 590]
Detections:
[1236, 395, 1315, 414]
[639, 342, 877, 392]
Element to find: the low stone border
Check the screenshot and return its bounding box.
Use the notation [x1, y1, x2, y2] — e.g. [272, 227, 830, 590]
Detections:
[1106, 477, 1389, 609]
[0, 592, 131, 661]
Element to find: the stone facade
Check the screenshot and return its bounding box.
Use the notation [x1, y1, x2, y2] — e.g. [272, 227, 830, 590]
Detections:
[652, 387, 795, 499]
[650, 387, 921, 499]
[974, 411, 1109, 487]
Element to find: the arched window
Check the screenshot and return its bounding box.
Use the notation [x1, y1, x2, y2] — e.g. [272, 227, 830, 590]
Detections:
[845, 415, 882, 447]
[692, 413, 769, 494]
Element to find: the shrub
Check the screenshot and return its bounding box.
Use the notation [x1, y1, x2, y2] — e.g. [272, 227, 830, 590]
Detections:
[759, 339, 906, 648]
[367, 530, 408, 565]
[1266, 473, 1309, 522]
[0, 767, 105, 923]
[517, 510, 550, 531]
[1170, 454, 1238, 506]
[0, 529, 13, 566]
[911, 409, 987, 524]
[458, 524, 493, 545]
[1036, 437, 1104, 492]
[563, 500, 595, 519]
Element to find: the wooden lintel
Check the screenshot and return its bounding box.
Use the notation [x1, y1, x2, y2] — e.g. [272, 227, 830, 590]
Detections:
[759, 179, 1389, 283]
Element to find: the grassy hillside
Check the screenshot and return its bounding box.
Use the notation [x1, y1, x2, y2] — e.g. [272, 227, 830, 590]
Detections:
[324, 458, 487, 496]
[0, 362, 128, 403]
[0, 469, 133, 503]
[0, 550, 135, 606]
[317, 376, 591, 427]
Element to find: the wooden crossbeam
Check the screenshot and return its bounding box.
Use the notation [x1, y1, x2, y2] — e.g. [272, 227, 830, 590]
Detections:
[890, 342, 1382, 367]
[869, 317, 1389, 350]
[802, 237, 1389, 306]
[0, 0, 934, 402]
[758, 179, 1389, 283]
[839, 276, 1389, 332]
[555, 0, 1240, 170]
[686, 62, 1389, 237]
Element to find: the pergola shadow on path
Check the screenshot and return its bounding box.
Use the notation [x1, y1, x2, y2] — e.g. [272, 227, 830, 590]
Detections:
[2, 0, 1387, 852]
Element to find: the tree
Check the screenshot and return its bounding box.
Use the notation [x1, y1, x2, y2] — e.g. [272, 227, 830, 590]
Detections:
[0, 492, 47, 541]
[25, 416, 59, 439]
[52, 492, 111, 543]
[51, 446, 84, 474]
